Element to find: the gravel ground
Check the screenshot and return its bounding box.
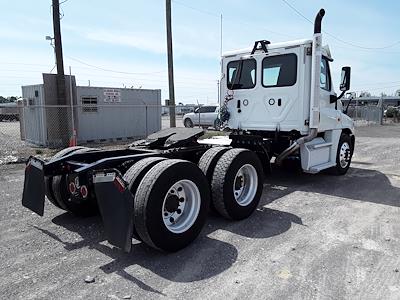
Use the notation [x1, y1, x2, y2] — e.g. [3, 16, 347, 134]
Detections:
[1, 125, 400, 299]
[0, 121, 29, 164]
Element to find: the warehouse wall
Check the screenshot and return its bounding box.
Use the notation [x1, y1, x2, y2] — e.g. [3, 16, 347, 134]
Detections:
[76, 87, 161, 142]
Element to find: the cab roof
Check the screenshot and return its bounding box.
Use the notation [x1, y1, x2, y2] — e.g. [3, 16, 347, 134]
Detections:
[222, 38, 333, 61]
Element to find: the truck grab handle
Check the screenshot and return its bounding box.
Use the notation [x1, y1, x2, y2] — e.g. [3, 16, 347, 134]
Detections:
[314, 9, 325, 34]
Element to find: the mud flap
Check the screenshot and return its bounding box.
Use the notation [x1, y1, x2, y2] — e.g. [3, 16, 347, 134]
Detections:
[22, 157, 45, 216]
[93, 171, 134, 252]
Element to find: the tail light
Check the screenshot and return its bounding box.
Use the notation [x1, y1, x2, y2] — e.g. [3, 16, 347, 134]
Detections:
[68, 182, 76, 194]
[80, 185, 88, 198]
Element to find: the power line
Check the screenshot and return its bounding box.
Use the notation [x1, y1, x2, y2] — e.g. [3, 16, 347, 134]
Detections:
[0, 62, 218, 82]
[172, 0, 295, 39]
[280, 0, 400, 50]
[172, 0, 219, 17]
[65, 55, 167, 75]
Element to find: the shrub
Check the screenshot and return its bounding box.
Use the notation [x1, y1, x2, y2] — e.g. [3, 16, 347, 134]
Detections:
[385, 107, 399, 118]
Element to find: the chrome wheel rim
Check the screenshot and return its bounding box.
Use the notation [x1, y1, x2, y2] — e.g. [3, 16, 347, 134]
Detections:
[233, 164, 258, 206]
[162, 180, 201, 234]
[339, 142, 351, 168]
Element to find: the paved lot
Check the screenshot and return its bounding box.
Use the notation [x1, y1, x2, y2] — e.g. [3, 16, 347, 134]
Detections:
[1, 125, 400, 299]
[161, 115, 184, 129]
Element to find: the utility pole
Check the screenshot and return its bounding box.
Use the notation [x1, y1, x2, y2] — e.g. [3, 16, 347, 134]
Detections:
[52, 0, 68, 144]
[52, 0, 66, 105]
[166, 0, 176, 127]
[220, 14, 223, 57]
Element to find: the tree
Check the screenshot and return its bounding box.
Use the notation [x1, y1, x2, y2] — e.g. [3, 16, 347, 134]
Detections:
[0, 96, 18, 103]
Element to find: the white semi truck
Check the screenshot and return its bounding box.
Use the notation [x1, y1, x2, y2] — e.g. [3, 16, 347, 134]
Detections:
[22, 8, 354, 253]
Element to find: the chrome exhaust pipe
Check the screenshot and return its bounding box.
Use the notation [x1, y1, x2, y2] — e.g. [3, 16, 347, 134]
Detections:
[276, 9, 325, 165]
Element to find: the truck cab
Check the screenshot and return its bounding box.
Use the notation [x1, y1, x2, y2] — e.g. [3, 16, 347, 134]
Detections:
[220, 40, 353, 135]
[219, 9, 354, 174]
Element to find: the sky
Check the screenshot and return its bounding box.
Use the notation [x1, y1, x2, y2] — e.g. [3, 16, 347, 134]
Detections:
[1, 0, 400, 103]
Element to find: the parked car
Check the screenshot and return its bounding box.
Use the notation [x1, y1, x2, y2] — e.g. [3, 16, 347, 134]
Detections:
[183, 105, 220, 129]
[384, 106, 400, 118]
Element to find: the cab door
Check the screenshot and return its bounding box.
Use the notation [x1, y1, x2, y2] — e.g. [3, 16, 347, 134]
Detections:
[224, 47, 302, 132]
[224, 58, 258, 129]
[319, 57, 342, 131]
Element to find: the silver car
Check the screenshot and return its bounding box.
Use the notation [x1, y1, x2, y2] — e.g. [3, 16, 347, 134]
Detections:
[183, 105, 220, 129]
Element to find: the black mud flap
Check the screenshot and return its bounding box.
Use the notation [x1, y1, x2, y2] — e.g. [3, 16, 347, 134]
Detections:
[22, 157, 46, 216]
[93, 171, 134, 252]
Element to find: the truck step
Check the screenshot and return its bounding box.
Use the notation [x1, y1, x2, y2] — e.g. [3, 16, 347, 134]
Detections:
[308, 161, 336, 174]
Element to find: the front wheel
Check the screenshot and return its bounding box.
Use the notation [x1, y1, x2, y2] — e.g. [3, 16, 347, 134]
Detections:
[184, 118, 194, 128]
[332, 133, 354, 175]
[213, 119, 221, 131]
[133, 159, 210, 252]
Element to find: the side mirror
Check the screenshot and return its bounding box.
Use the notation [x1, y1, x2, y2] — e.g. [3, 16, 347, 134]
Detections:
[340, 66, 351, 91]
[330, 95, 338, 103]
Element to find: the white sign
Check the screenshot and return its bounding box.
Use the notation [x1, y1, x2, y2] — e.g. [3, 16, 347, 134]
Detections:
[104, 89, 121, 103]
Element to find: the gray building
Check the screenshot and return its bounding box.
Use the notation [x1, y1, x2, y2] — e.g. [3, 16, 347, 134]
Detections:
[21, 73, 161, 147]
[341, 96, 400, 108]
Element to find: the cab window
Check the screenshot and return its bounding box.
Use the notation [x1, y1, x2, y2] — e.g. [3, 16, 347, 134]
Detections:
[262, 54, 297, 88]
[227, 59, 256, 90]
[320, 58, 331, 91]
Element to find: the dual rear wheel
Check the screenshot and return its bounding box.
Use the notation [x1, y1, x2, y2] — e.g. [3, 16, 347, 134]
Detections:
[199, 148, 264, 220]
[46, 146, 264, 252]
[44, 146, 99, 216]
[123, 147, 264, 252]
[123, 158, 210, 252]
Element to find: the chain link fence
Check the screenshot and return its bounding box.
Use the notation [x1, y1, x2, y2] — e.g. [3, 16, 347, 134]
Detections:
[2, 101, 396, 165]
[346, 105, 384, 126]
[0, 103, 218, 165]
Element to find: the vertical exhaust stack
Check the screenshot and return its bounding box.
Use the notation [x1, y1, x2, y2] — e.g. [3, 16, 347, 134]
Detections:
[275, 8, 325, 165]
[309, 9, 325, 129]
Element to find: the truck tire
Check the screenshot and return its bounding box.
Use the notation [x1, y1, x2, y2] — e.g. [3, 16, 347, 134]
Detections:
[213, 119, 221, 131]
[211, 148, 264, 220]
[51, 147, 99, 216]
[134, 159, 210, 252]
[45, 146, 87, 209]
[123, 157, 167, 240]
[332, 133, 353, 175]
[123, 157, 167, 193]
[198, 147, 230, 184]
[198, 147, 230, 213]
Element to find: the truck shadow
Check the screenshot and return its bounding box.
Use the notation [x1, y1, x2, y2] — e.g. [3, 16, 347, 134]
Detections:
[31, 164, 399, 294]
[263, 165, 400, 208]
[33, 206, 302, 294]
